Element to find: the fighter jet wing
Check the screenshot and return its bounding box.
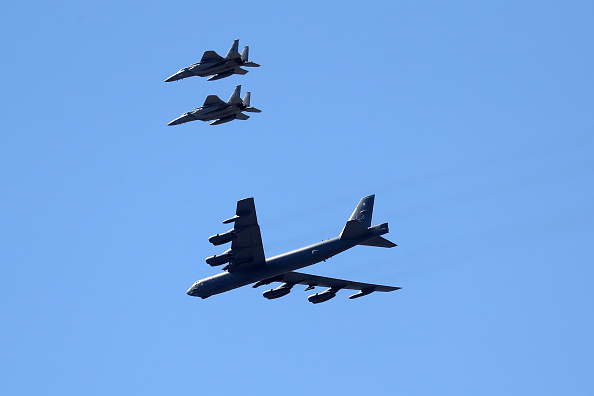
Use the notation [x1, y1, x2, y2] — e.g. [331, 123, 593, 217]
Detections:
[257, 271, 400, 296]
[224, 198, 266, 270]
[201, 50, 223, 62]
[203, 95, 225, 107]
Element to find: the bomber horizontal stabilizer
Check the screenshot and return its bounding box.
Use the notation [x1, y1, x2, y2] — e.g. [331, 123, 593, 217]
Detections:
[243, 61, 260, 67]
[235, 113, 250, 121]
[233, 67, 249, 75]
[359, 236, 397, 248]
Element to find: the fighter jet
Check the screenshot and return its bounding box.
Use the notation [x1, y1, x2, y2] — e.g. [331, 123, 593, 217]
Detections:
[167, 85, 261, 126]
[187, 195, 400, 303]
[164, 39, 260, 82]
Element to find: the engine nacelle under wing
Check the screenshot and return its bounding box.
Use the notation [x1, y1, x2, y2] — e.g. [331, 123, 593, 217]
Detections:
[205, 249, 234, 266]
[263, 286, 291, 300]
[208, 227, 245, 246]
[308, 289, 337, 304]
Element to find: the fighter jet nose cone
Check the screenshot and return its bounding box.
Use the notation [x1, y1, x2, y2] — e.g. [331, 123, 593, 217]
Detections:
[168, 115, 185, 125]
[165, 69, 192, 82]
[164, 74, 180, 82]
[168, 113, 193, 126]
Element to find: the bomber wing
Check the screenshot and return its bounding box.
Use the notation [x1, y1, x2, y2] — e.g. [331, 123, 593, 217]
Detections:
[224, 198, 266, 270]
[255, 271, 400, 298]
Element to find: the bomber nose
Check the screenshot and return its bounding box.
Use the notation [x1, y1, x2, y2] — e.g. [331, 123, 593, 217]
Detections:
[187, 285, 197, 296]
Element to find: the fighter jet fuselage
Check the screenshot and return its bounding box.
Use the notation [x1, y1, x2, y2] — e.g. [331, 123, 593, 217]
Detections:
[168, 104, 240, 125]
[167, 85, 261, 126]
[164, 40, 260, 82]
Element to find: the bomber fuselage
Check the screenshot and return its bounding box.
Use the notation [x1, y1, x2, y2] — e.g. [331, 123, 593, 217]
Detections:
[187, 225, 389, 298]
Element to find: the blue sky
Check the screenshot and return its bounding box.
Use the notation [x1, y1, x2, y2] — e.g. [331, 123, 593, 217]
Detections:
[1, 1, 593, 394]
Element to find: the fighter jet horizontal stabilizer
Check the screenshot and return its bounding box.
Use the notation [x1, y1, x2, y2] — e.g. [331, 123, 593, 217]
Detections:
[244, 107, 262, 113]
[243, 61, 260, 67]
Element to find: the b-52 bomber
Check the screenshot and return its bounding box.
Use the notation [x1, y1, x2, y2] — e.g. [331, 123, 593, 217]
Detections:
[187, 195, 400, 303]
[167, 85, 261, 126]
[164, 39, 260, 82]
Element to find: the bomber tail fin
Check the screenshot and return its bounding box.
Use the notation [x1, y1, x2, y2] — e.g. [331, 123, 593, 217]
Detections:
[339, 195, 397, 248]
[348, 194, 375, 227]
[339, 219, 370, 240]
